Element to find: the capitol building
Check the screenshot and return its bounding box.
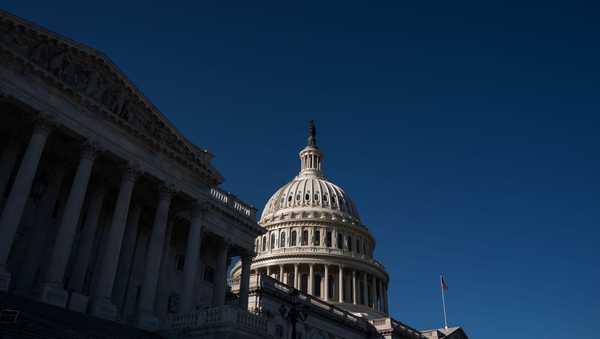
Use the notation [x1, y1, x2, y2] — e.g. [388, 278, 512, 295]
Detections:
[0, 9, 469, 339]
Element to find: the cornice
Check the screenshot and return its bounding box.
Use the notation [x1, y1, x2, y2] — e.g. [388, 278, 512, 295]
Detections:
[0, 10, 223, 185]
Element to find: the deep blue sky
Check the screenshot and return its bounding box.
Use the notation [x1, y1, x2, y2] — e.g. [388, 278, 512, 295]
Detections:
[5, 1, 599, 338]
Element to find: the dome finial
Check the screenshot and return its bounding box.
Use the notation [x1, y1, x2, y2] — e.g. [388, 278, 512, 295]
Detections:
[308, 120, 317, 147]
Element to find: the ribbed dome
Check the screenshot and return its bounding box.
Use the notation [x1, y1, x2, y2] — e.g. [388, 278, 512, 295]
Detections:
[261, 121, 361, 222]
[261, 176, 360, 221]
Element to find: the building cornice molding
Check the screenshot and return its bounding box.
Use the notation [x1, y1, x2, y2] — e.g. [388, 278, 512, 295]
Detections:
[0, 10, 223, 186]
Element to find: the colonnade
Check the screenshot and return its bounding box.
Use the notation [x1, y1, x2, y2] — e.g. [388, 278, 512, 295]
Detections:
[0, 115, 253, 329]
[256, 262, 388, 314]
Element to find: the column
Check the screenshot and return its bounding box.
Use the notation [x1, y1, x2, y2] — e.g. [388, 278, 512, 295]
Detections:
[41, 143, 97, 306]
[338, 265, 343, 302]
[212, 238, 229, 307]
[14, 164, 65, 294]
[323, 265, 329, 301]
[378, 278, 384, 312]
[308, 263, 314, 295]
[279, 265, 284, 282]
[0, 121, 51, 291]
[0, 137, 21, 202]
[266, 265, 271, 277]
[352, 270, 357, 304]
[136, 186, 173, 330]
[67, 186, 106, 293]
[180, 203, 206, 313]
[293, 264, 299, 289]
[383, 282, 389, 314]
[239, 254, 252, 310]
[90, 167, 138, 319]
[112, 204, 143, 310]
[370, 276, 377, 310]
[362, 273, 368, 306]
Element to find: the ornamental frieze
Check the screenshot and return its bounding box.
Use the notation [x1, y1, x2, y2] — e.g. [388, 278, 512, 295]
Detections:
[0, 13, 222, 185]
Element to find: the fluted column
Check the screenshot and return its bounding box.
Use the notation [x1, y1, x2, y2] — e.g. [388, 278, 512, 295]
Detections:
[338, 265, 344, 302]
[362, 273, 368, 305]
[137, 186, 173, 330]
[323, 265, 329, 301]
[212, 238, 229, 307]
[308, 263, 314, 295]
[180, 203, 206, 313]
[239, 254, 252, 310]
[68, 186, 106, 293]
[370, 276, 377, 310]
[378, 278, 384, 312]
[0, 121, 51, 291]
[41, 143, 97, 306]
[90, 167, 138, 319]
[14, 164, 66, 294]
[293, 264, 299, 289]
[0, 137, 21, 202]
[266, 265, 271, 277]
[113, 204, 143, 309]
[352, 270, 358, 304]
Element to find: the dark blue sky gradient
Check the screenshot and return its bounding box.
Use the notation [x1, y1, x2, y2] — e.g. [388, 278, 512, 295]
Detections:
[4, 1, 599, 338]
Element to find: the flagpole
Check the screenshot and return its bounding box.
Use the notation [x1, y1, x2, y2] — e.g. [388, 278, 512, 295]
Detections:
[440, 274, 448, 329]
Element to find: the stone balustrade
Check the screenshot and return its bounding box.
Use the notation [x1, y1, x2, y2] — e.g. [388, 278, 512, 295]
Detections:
[255, 246, 386, 270]
[210, 187, 257, 220]
[168, 305, 268, 333]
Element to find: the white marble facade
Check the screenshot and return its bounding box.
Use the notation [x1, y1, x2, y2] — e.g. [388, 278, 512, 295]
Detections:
[0, 10, 262, 333]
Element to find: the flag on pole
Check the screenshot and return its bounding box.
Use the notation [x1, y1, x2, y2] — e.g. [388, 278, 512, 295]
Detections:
[440, 274, 449, 291]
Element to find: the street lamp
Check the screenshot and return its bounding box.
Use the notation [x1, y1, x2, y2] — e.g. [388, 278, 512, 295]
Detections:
[279, 289, 308, 339]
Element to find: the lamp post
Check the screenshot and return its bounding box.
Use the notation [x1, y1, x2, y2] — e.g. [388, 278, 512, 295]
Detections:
[279, 289, 308, 339]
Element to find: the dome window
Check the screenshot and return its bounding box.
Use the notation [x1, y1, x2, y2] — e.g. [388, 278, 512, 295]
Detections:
[296, 194, 301, 201]
[288, 195, 292, 202]
[314, 193, 319, 200]
[305, 194, 309, 201]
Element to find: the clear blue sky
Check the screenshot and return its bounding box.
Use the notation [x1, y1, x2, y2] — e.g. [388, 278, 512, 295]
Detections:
[5, 1, 599, 338]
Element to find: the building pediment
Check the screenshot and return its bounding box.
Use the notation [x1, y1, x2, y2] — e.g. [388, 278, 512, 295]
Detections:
[0, 10, 223, 185]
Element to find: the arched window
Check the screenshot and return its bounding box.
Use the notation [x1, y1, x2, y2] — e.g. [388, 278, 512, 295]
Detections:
[280, 231, 286, 248]
[337, 233, 343, 249]
[290, 230, 297, 246]
[301, 229, 309, 246]
[255, 238, 259, 252]
[325, 231, 332, 247]
[356, 238, 361, 254]
[270, 233, 276, 250]
[314, 230, 320, 246]
[262, 235, 266, 252]
[314, 274, 322, 298]
[347, 235, 352, 251]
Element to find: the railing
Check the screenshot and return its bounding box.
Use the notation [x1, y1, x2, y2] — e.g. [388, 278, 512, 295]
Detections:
[209, 187, 257, 220]
[168, 305, 268, 334]
[255, 246, 386, 270]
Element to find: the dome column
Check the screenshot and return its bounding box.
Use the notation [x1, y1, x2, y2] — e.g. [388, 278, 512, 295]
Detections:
[370, 275, 377, 310]
[362, 272, 368, 305]
[338, 265, 344, 302]
[352, 270, 358, 305]
[293, 264, 299, 288]
[323, 265, 329, 301]
[308, 263, 314, 295]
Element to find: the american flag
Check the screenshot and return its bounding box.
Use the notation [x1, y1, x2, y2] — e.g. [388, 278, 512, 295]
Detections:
[440, 274, 449, 291]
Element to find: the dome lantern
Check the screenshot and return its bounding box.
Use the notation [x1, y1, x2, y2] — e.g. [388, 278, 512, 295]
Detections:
[299, 120, 324, 178]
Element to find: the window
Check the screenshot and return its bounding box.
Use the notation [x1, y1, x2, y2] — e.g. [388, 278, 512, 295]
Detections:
[167, 293, 180, 314]
[337, 233, 343, 249]
[363, 242, 367, 255]
[288, 195, 292, 202]
[262, 236, 266, 252]
[301, 229, 309, 246]
[356, 239, 361, 254]
[255, 238, 259, 252]
[326, 231, 332, 247]
[280, 232, 286, 248]
[305, 193, 309, 201]
[314, 193, 319, 201]
[314, 274, 322, 297]
[271, 233, 276, 250]
[328, 275, 335, 299]
[291, 230, 297, 246]
[314, 230, 320, 246]
[347, 236, 352, 251]
[300, 274, 308, 293]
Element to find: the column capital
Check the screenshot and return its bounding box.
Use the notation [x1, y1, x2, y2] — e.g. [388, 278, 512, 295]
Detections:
[32, 113, 56, 135]
[121, 163, 141, 183]
[81, 141, 102, 161]
[158, 183, 177, 201]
